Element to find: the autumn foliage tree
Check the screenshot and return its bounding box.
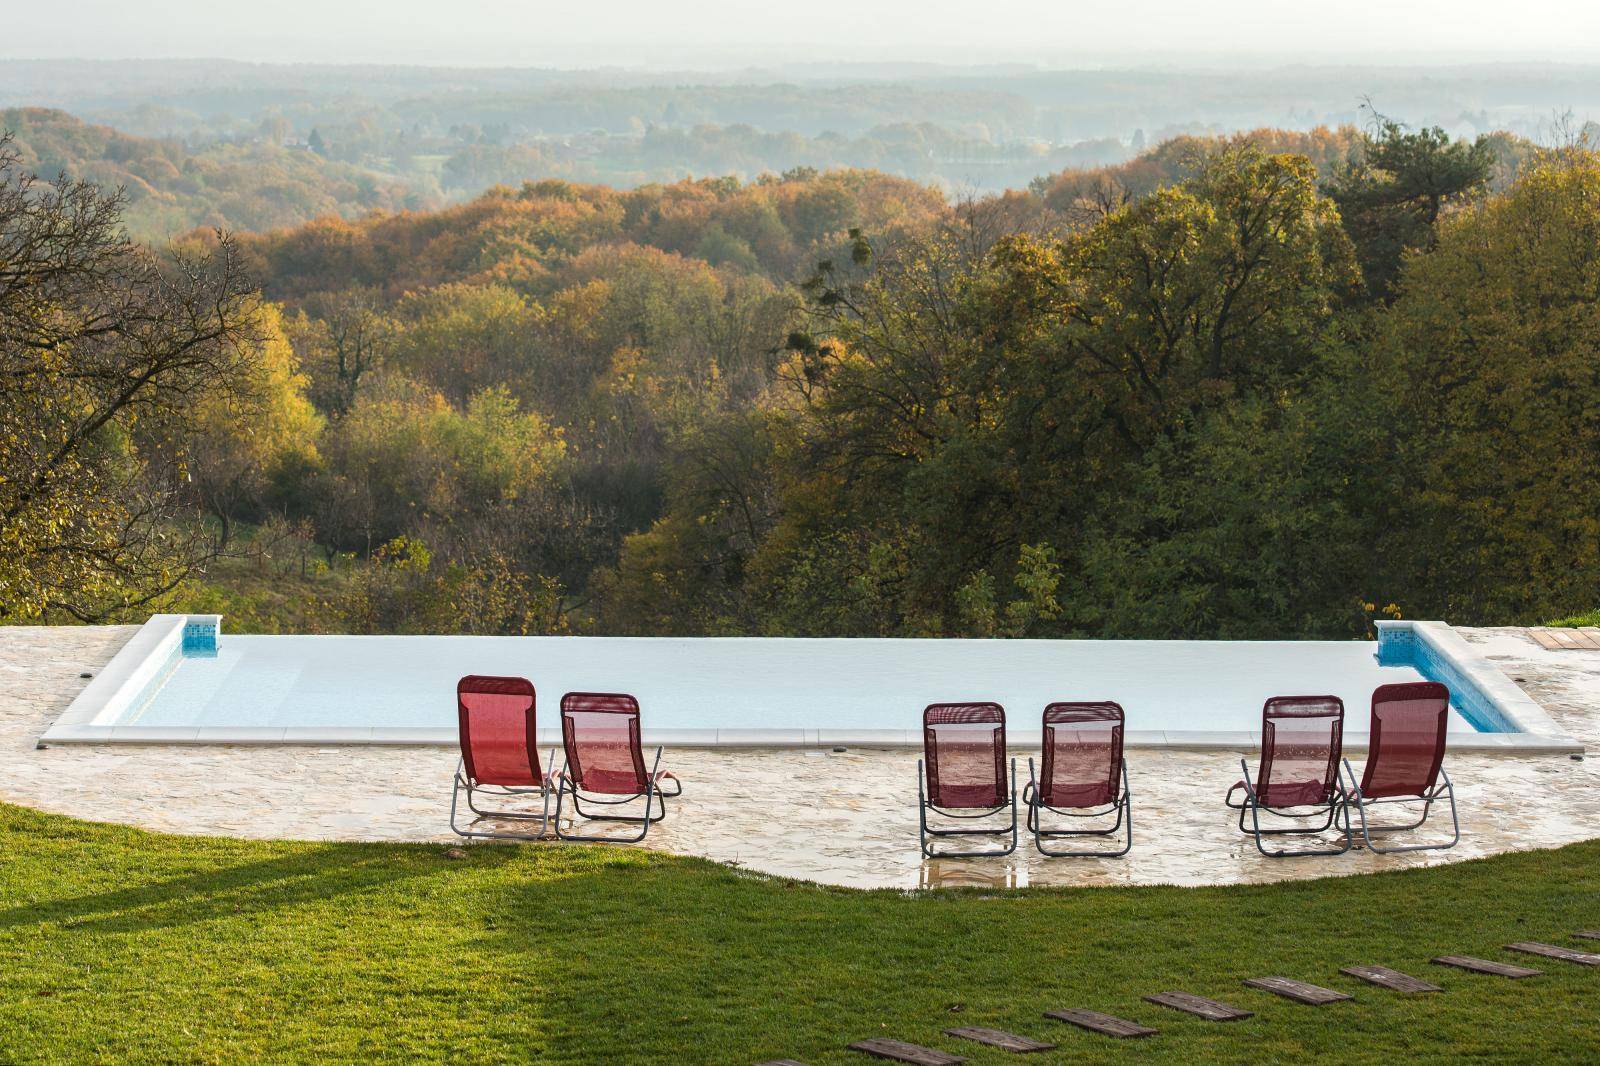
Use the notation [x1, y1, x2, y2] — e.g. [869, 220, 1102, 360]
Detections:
[1383, 149, 1600, 622]
[0, 136, 261, 620]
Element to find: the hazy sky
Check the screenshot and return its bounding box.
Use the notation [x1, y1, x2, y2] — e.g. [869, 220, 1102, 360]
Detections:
[5, 0, 1600, 68]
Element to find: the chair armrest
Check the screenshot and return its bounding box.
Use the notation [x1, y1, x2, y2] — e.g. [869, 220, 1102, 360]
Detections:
[1340, 757, 1362, 800]
[1236, 758, 1259, 800]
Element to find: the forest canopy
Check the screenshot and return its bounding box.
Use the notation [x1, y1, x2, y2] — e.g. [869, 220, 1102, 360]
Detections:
[4, 115, 1598, 638]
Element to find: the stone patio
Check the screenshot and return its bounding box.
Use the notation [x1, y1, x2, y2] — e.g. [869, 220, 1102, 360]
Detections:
[0, 625, 1594, 889]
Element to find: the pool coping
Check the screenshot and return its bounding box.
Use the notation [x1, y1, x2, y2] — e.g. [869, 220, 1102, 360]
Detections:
[36, 615, 1585, 754]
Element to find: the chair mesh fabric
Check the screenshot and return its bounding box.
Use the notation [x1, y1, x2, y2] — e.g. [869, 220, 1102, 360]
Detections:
[561, 692, 649, 795]
[1257, 695, 1344, 808]
[923, 702, 1006, 809]
[458, 675, 539, 787]
[1361, 681, 1450, 799]
[1040, 702, 1124, 808]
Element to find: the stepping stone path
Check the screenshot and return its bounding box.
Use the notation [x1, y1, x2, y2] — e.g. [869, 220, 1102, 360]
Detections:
[1432, 956, 1542, 978]
[1506, 942, 1600, 966]
[1042, 1009, 1158, 1038]
[942, 1027, 1056, 1053]
[756, 1061, 810, 1065]
[1143, 991, 1253, 1020]
[1340, 965, 1441, 993]
[847, 1039, 965, 1065]
[1243, 977, 1352, 1005]
[802, 930, 1593, 1062]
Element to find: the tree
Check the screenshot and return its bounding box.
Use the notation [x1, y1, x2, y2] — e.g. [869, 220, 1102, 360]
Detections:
[391, 283, 543, 405]
[1326, 115, 1495, 300]
[0, 136, 259, 620]
[187, 301, 323, 548]
[291, 288, 393, 416]
[1382, 149, 1600, 622]
[315, 378, 568, 557]
[758, 149, 1361, 634]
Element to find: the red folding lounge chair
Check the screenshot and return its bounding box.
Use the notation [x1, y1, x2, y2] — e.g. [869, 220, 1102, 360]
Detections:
[554, 692, 681, 843]
[1225, 695, 1351, 857]
[1023, 702, 1132, 857]
[450, 675, 555, 840]
[918, 702, 1017, 858]
[1340, 681, 1459, 853]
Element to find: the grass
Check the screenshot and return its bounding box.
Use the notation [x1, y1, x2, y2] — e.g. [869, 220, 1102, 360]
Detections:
[0, 804, 1596, 1064]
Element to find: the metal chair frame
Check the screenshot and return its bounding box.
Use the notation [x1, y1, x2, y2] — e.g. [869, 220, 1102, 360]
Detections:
[918, 756, 1018, 858]
[1230, 759, 1353, 857]
[1340, 759, 1460, 854]
[554, 747, 682, 843]
[1024, 756, 1133, 857]
[449, 751, 557, 841]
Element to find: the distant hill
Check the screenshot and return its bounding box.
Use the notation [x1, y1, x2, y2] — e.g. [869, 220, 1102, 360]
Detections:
[0, 108, 429, 238]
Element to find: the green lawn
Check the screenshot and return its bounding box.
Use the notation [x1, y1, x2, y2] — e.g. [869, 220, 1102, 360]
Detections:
[0, 804, 1595, 1064]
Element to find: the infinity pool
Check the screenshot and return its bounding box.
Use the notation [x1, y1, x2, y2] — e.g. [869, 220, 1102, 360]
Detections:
[114, 634, 1479, 733]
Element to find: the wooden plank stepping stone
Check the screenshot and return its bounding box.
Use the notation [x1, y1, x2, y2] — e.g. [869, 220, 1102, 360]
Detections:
[1242, 977, 1351, 1005]
[1432, 955, 1541, 978]
[846, 1039, 965, 1065]
[1576, 931, 1600, 941]
[1143, 991, 1253, 1020]
[1340, 965, 1441, 993]
[1507, 942, 1600, 966]
[1042, 1009, 1157, 1038]
[1529, 628, 1600, 651]
[756, 1061, 810, 1065]
[942, 1027, 1056, 1052]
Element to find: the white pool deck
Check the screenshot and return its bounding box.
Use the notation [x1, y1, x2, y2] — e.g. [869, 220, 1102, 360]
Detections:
[1, 624, 1596, 889]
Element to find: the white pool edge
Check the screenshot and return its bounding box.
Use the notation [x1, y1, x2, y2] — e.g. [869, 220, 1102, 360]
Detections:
[41, 614, 186, 739]
[36, 615, 1585, 754]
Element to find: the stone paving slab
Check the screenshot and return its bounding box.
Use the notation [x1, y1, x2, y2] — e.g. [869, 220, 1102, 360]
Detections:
[0, 624, 1595, 889]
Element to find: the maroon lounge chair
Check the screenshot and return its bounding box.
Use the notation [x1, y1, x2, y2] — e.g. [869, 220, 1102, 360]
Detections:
[1226, 695, 1351, 857]
[450, 675, 555, 840]
[1340, 681, 1459, 853]
[553, 692, 681, 843]
[918, 702, 1017, 858]
[1023, 702, 1132, 857]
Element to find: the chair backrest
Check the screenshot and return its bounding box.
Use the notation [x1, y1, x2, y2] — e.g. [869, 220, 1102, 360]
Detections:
[922, 702, 1007, 810]
[1361, 681, 1450, 799]
[458, 675, 540, 787]
[560, 692, 649, 795]
[1257, 695, 1344, 808]
[1040, 702, 1124, 809]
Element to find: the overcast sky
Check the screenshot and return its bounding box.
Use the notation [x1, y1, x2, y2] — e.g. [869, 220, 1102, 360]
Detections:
[5, 0, 1600, 68]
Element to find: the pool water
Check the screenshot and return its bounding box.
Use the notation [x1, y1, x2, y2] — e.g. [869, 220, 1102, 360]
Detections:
[120, 636, 1481, 733]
